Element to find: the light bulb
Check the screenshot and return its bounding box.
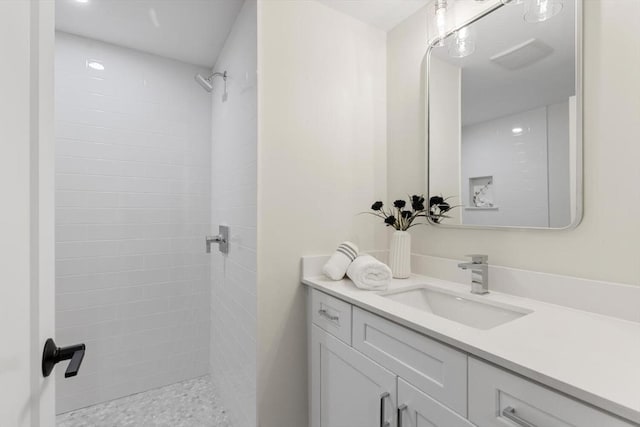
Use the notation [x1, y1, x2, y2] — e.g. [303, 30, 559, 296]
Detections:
[434, 0, 448, 47]
[524, 0, 563, 23]
[448, 26, 475, 58]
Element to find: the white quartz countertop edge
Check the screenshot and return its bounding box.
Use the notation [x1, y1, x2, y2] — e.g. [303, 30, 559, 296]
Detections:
[302, 274, 640, 425]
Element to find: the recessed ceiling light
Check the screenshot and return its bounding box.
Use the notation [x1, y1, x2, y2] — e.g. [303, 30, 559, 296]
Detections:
[75, 0, 90, 4]
[512, 127, 524, 135]
[86, 60, 104, 71]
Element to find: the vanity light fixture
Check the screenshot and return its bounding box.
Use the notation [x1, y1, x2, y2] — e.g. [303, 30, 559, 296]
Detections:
[86, 60, 104, 71]
[511, 127, 524, 135]
[448, 26, 475, 58]
[434, 0, 449, 47]
[524, 0, 563, 22]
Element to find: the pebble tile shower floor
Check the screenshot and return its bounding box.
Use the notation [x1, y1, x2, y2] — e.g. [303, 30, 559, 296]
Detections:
[56, 376, 230, 427]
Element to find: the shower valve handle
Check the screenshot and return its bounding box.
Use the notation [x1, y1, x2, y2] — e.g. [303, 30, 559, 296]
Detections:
[206, 234, 225, 251]
[42, 338, 86, 378]
[206, 225, 230, 254]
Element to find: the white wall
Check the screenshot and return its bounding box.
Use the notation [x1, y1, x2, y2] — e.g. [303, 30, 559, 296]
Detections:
[387, 0, 640, 286]
[429, 56, 462, 223]
[547, 100, 572, 227]
[209, 2, 258, 427]
[55, 33, 212, 413]
[387, 6, 428, 206]
[257, 1, 387, 425]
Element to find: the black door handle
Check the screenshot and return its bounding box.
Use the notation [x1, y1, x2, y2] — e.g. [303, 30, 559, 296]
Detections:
[42, 338, 86, 378]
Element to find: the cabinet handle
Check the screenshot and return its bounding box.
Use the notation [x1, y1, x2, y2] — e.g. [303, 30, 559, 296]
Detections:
[502, 406, 537, 427]
[397, 404, 407, 427]
[379, 392, 390, 427]
[318, 308, 339, 322]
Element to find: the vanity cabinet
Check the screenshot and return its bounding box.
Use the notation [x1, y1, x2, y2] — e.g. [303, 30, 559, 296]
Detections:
[310, 325, 397, 427]
[310, 325, 471, 427]
[352, 307, 467, 416]
[308, 289, 637, 427]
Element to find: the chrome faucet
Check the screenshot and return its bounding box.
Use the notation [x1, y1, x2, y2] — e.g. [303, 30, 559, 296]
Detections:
[458, 255, 489, 295]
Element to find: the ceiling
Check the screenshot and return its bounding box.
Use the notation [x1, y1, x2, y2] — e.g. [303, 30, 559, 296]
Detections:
[432, 0, 576, 126]
[55, 0, 244, 68]
[315, 0, 430, 31]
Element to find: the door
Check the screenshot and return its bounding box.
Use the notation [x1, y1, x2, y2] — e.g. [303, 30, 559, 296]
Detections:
[0, 1, 55, 426]
[397, 378, 475, 427]
[311, 325, 397, 427]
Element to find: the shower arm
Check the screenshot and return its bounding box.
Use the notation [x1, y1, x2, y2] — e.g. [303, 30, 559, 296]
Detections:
[206, 71, 227, 83]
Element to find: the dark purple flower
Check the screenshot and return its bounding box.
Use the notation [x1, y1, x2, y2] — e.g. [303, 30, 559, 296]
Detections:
[384, 215, 396, 226]
[429, 196, 444, 207]
[411, 195, 425, 211]
[393, 199, 406, 209]
[371, 201, 384, 211]
[401, 210, 412, 219]
[438, 201, 451, 212]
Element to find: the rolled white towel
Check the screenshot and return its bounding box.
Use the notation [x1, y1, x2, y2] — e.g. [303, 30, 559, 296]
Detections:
[346, 255, 392, 291]
[322, 241, 359, 280]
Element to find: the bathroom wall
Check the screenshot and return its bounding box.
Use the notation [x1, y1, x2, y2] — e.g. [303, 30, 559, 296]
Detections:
[387, 0, 640, 285]
[257, 1, 387, 425]
[209, 1, 258, 427]
[55, 33, 212, 413]
[547, 100, 572, 228]
[428, 56, 462, 224]
[461, 106, 550, 227]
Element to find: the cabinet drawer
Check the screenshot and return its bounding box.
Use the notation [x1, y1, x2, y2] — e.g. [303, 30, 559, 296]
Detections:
[468, 357, 635, 427]
[352, 307, 467, 416]
[311, 290, 352, 345]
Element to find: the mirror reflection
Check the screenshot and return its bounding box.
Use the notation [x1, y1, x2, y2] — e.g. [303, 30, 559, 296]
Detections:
[427, 0, 580, 229]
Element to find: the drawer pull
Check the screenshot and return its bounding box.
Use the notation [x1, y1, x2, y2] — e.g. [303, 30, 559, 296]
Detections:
[379, 392, 390, 427]
[397, 404, 408, 427]
[502, 406, 536, 427]
[318, 308, 339, 322]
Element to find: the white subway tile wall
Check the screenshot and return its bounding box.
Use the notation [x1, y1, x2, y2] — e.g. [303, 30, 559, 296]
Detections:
[209, 2, 258, 426]
[55, 32, 212, 413]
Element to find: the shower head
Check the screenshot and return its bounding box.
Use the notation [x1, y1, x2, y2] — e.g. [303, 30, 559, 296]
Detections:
[194, 73, 213, 92]
[194, 70, 228, 93]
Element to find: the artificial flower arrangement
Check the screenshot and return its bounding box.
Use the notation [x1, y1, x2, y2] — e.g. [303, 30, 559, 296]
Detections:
[366, 194, 457, 229]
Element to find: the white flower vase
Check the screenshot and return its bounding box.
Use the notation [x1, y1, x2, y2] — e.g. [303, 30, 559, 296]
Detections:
[389, 230, 411, 279]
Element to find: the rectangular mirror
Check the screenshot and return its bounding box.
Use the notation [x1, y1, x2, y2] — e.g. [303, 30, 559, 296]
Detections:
[427, 0, 582, 229]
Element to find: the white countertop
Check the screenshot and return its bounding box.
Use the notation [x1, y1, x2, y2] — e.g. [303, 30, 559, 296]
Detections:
[302, 273, 640, 425]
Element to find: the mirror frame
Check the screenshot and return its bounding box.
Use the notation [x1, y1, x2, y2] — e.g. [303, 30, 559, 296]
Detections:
[425, 0, 583, 230]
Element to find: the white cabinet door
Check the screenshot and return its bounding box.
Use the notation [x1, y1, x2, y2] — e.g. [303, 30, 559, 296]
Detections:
[397, 378, 475, 427]
[311, 325, 397, 427]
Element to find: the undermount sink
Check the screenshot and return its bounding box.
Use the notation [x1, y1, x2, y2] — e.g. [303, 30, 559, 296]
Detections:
[381, 285, 532, 330]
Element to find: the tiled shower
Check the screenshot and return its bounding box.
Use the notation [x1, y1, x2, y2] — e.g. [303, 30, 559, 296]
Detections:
[55, 32, 212, 412]
[53, 1, 257, 425]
